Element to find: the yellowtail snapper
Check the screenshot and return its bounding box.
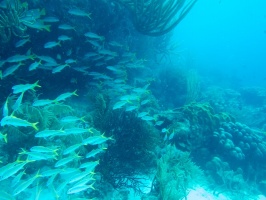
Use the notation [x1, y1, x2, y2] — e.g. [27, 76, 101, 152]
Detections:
[13, 170, 42, 196]
[12, 80, 41, 94]
[1, 115, 38, 130]
[55, 90, 78, 101]
[68, 8, 91, 19]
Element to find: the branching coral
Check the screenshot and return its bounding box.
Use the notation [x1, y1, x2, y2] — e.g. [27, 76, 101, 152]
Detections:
[116, 0, 198, 36]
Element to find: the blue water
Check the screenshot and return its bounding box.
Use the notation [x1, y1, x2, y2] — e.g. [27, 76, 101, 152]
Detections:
[175, 0, 266, 87]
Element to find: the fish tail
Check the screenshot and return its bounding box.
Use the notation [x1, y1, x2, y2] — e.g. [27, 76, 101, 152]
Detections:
[19, 62, 25, 66]
[40, 8, 46, 16]
[44, 25, 51, 32]
[34, 80, 41, 88]
[3, 134, 7, 143]
[87, 13, 92, 19]
[80, 116, 86, 122]
[35, 169, 42, 178]
[29, 54, 35, 60]
[73, 89, 78, 96]
[32, 122, 39, 131]
[18, 148, 27, 155]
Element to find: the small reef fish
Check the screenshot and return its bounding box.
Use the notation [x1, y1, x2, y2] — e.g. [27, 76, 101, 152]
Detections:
[161, 128, 169, 133]
[60, 116, 85, 123]
[106, 66, 124, 74]
[58, 24, 76, 31]
[55, 179, 69, 197]
[41, 169, 62, 177]
[125, 105, 138, 112]
[6, 54, 34, 63]
[67, 171, 93, 185]
[37, 55, 57, 65]
[12, 80, 41, 94]
[168, 131, 175, 140]
[58, 35, 72, 41]
[79, 160, 99, 170]
[64, 128, 90, 135]
[65, 59, 76, 64]
[113, 101, 127, 110]
[32, 99, 56, 107]
[63, 143, 83, 155]
[0, 162, 28, 181]
[52, 64, 70, 73]
[141, 99, 150, 105]
[137, 112, 148, 118]
[30, 146, 59, 155]
[0, 132, 7, 143]
[2, 62, 24, 78]
[11, 170, 25, 187]
[86, 147, 107, 159]
[98, 49, 118, 57]
[59, 168, 80, 175]
[120, 94, 139, 101]
[29, 60, 42, 71]
[23, 20, 51, 32]
[141, 115, 156, 121]
[0, 162, 17, 177]
[54, 153, 81, 168]
[13, 170, 41, 196]
[1, 115, 38, 130]
[72, 176, 96, 188]
[155, 120, 164, 126]
[46, 173, 57, 186]
[109, 41, 123, 47]
[35, 129, 65, 138]
[25, 8, 46, 19]
[55, 90, 78, 101]
[15, 38, 30, 48]
[68, 8, 91, 19]
[84, 52, 98, 59]
[82, 134, 113, 145]
[84, 32, 104, 40]
[0, 191, 15, 200]
[43, 16, 59, 23]
[24, 151, 57, 161]
[44, 41, 61, 48]
[2, 97, 9, 117]
[67, 183, 94, 195]
[12, 92, 25, 112]
[0, 59, 5, 67]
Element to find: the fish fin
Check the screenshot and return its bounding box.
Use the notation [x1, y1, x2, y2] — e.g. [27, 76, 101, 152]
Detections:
[87, 13, 92, 19]
[80, 116, 86, 122]
[34, 80, 41, 88]
[40, 8, 46, 16]
[3, 134, 7, 143]
[44, 25, 51, 32]
[32, 122, 39, 131]
[73, 89, 78, 96]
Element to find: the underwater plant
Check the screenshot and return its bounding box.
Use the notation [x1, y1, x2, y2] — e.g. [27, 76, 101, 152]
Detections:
[116, 0, 198, 36]
[96, 108, 160, 192]
[181, 102, 234, 132]
[154, 145, 203, 200]
[0, 0, 48, 43]
[0, 0, 29, 43]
